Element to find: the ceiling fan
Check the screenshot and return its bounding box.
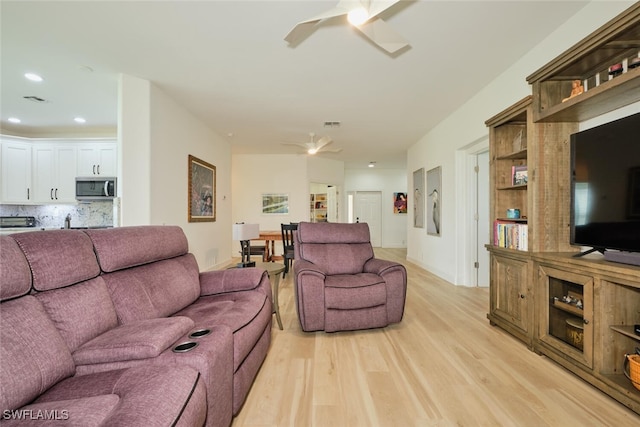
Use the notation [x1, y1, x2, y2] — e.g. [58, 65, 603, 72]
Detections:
[284, 0, 408, 54]
[281, 133, 342, 155]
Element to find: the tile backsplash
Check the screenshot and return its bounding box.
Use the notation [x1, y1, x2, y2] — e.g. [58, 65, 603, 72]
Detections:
[0, 200, 116, 229]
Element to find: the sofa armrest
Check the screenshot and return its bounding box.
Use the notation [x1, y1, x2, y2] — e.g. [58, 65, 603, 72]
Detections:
[199, 268, 267, 296]
[73, 316, 195, 365]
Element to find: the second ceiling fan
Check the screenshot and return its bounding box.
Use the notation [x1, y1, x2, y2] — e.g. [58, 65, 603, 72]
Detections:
[282, 133, 342, 155]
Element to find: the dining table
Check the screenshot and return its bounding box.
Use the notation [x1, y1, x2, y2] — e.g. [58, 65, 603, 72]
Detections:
[253, 230, 283, 262]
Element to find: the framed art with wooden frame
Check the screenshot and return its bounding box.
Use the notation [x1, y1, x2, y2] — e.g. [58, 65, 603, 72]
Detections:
[188, 155, 216, 222]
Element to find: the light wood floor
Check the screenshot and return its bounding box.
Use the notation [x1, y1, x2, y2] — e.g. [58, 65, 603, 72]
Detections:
[232, 249, 640, 426]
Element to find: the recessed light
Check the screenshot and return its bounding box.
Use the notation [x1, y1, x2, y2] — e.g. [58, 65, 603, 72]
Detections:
[74, 117, 87, 124]
[24, 73, 43, 82]
[8, 117, 21, 124]
[368, 161, 376, 168]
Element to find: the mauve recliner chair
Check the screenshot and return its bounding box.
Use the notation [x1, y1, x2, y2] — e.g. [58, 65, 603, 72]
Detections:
[292, 222, 407, 332]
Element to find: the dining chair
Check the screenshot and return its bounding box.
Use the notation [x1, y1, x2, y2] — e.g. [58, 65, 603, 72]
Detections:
[248, 240, 268, 262]
[281, 223, 298, 278]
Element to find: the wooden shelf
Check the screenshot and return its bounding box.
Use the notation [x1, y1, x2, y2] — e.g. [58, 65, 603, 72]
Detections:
[497, 184, 527, 191]
[497, 149, 527, 160]
[534, 68, 640, 122]
[552, 300, 584, 317]
[610, 325, 640, 342]
[495, 217, 528, 223]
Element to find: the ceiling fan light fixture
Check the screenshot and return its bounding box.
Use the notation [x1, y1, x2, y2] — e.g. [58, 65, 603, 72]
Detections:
[24, 72, 43, 82]
[308, 147, 318, 155]
[347, 7, 369, 26]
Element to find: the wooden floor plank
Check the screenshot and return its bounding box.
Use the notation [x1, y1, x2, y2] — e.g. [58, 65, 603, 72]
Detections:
[232, 249, 640, 426]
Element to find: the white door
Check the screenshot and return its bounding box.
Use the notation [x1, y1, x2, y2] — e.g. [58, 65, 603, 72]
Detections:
[354, 191, 382, 247]
[476, 151, 490, 287]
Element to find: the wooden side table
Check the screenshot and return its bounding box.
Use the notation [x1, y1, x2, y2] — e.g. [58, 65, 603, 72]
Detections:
[254, 262, 285, 330]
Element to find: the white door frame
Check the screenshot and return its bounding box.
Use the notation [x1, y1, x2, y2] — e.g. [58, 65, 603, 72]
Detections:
[455, 136, 490, 287]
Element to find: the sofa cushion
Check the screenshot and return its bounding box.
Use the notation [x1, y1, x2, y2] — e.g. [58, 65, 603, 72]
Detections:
[0, 296, 75, 411]
[0, 236, 31, 301]
[34, 366, 206, 426]
[324, 273, 386, 309]
[12, 230, 100, 291]
[85, 225, 188, 272]
[174, 291, 269, 373]
[2, 395, 119, 427]
[101, 254, 201, 323]
[35, 277, 118, 353]
[73, 316, 195, 365]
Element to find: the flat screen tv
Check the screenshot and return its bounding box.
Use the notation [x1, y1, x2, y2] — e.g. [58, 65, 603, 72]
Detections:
[570, 111, 640, 256]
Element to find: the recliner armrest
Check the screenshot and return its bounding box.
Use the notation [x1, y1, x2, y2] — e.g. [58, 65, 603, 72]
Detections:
[293, 259, 327, 277]
[199, 268, 267, 296]
[363, 258, 404, 276]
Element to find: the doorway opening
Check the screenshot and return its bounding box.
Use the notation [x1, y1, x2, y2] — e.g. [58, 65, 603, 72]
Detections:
[310, 183, 339, 222]
[347, 190, 382, 247]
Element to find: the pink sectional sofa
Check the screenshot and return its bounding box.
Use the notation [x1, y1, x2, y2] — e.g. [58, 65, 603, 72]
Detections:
[0, 225, 272, 427]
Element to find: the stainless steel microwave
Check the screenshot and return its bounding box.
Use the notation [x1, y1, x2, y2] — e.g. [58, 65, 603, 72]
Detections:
[75, 177, 117, 200]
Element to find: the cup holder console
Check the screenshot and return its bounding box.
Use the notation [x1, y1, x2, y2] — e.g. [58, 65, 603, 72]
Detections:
[172, 341, 199, 353]
[189, 328, 211, 339]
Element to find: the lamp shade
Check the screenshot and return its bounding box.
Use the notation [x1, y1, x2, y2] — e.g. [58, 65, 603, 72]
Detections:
[232, 223, 260, 241]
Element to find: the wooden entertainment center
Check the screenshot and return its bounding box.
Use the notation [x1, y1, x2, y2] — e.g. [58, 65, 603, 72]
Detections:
[486, 4, 640, 414]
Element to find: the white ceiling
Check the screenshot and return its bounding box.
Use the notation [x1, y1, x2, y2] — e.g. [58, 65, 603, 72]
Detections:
[1, 0, 589, 169]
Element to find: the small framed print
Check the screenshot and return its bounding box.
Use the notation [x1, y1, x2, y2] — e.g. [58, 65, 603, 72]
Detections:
[262, 193, 289, 214]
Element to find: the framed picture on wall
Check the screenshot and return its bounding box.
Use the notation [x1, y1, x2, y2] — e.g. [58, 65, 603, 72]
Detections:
[188, 155, 216, 222]
[426, 166, 442, 236]
[262, 193, 289, 214]
[394, 192, 407, 214]
[413, 168, 425, 228]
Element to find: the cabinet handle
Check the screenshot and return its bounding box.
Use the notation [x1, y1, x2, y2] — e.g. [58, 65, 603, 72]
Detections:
[519, 294, 526, 299]
[27, 188, 30, 200]
[97, 165, 100, 175]
[55, 188, 58, 200]
[93, 165, 96, 175]
[583, 319, 589, 325]
[50, 189, 54, 200]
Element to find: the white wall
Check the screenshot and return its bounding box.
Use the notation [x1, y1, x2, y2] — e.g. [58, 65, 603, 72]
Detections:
[407, 1, 635, 285]
[120, 75, 232, 271]
[231, 154, 310, 256]
[119, 74, 151, 225]
[344, 168, 408, 248]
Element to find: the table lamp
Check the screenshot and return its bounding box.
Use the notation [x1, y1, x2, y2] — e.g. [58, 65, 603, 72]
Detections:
[233, 223, 260, 268]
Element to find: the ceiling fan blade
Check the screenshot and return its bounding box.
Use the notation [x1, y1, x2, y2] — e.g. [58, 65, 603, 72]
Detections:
[356, 17, 409, 53]
[367, 0, 401, 18]
[284, 6, 349, 45]
[281, 142, 309, 149]
[315, 136, 333, 150]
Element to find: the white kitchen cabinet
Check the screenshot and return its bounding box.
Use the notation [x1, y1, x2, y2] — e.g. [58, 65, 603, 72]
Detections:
[1, 140, 32, 203]
[77, 143, 117, 176]
[32, 144, 77, 203]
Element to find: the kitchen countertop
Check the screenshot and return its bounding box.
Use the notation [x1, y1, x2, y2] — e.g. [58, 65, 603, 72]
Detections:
[1, 226, 113, 235]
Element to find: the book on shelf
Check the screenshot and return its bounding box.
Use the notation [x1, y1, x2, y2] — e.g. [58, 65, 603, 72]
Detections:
[511, 165, 528, 186]
[493, 220, 528, 251]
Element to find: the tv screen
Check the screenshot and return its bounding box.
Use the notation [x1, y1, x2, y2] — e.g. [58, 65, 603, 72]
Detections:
[570, 111, 640, 253]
